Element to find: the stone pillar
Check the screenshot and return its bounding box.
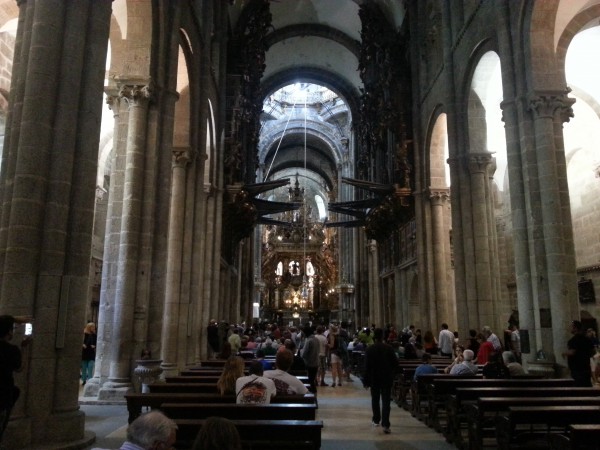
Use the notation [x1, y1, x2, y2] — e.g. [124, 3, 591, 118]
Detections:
[429, 188, 450, 323]
[467, 152, 495, 327]
[0, 1, 112, 447]
[367, 239, 380, 325]
[528, 92, 579, 362]
[160, 148, 191, 377]
[99, 83, 153, 399]
[500, 97, 538, 361]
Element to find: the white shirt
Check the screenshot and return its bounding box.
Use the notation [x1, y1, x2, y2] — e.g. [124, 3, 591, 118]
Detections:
[235, 375, 276, 404]
[487, 333, 502, 351]
[438, 329, 455, 354]
[315, 334, 328, 356]
[264, 369, 308, 395]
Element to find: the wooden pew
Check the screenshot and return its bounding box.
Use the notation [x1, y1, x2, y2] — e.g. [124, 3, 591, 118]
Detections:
[496, 405, 600, 450]
[147, 382, 219, 393]
[174, 419, 324, 450]
[548, 424, 600, 450]
[394, 367, 445, 411]
[166, 376, 220, 383]
[161, 402, 317, 420]
[124, 392, 316, 423]
[463, 391, 600, 450]
[426, 378, 573, 433]
[410, 374, 480, 421]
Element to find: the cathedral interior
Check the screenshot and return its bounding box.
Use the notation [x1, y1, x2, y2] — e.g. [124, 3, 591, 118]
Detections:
[1, 0, 600, 447]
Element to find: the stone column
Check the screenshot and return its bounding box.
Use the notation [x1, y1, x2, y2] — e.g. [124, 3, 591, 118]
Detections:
[0, 1, 112, 447]
[429, 188, 450, 323]
[99, 83, 153, 399]
[160, 148, 191, 377]
[528, 93, 579, 362]
[367, 239, 380, 325]
[467, 152, 495, 326]
[500, 97, 538, 361]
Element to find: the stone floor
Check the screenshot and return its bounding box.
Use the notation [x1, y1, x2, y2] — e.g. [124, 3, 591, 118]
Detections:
[80, 375, 455, 450]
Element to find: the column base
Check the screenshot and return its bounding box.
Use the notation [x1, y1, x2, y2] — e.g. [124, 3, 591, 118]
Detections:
[81, 377, 101, 397]
[160, 362, 179, 379]
[97, 380, 133, 401]
[4, 410, 92, 449]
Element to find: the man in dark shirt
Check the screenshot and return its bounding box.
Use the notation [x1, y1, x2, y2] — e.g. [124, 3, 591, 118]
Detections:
[563, 320, 595, 387]
[363, 328, 398, 434]
[0, 315, 31, 444]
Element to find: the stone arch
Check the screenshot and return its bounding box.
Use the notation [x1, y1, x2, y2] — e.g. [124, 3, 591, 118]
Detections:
[426, 109, 449, 190]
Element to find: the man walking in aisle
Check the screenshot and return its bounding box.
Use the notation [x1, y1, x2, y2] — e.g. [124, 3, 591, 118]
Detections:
[363, 328, 398, 434]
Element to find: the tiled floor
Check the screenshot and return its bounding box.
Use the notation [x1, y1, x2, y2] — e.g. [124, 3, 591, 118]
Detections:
[80, 375, 455, 450]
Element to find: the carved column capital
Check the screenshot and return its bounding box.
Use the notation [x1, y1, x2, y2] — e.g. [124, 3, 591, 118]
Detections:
[467, 152, 494, 175]
[429, 188, 450, 204]
[96, 186, 107, 201]
[595, 164, 600, 179]
[528, 91, 575, 123]
[118, 80, 155, 106]
[172, 147, 192, 168]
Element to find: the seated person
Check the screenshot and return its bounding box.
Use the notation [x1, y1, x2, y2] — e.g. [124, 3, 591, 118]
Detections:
[97, 410, 177, 450]
[237, 337, 255, 359]
[264, 349, 309, 395]
[449, 349, 478, 375]
[482, 352, 510, 379]
[502, 351, 526, 377]
[235, 361, 276, 404]
[260, 338, 277, 356]
[217, 356, 245, 395]
[413, 353, 438, 380]
[283, 339, 306, 372]
[192, 416, 241, 450]
[444, 345, 465, 374]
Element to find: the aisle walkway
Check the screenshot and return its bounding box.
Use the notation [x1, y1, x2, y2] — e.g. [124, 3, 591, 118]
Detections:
[81, 376, 455, 450]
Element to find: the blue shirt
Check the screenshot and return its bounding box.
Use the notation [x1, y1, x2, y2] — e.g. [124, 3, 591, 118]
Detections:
[413, 363, 438, 380]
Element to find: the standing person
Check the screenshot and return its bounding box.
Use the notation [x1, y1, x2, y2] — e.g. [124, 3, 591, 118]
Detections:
[363, 328, 398, 435]
[81, 322, 97, 386]
[228, 327, 241, 355]
[0, 315, 32, 445]
[328, 325, 343, 387]
[438, 323, 455, 357]
[562, 320, 595, 387]
[482, 325, 502, 352]
[508, 323, 521, 363]
[338, 321, 352, 382]
[301, 325, 319, 393]
[314, 326, 329, 386]
[207, 319, 220, 358]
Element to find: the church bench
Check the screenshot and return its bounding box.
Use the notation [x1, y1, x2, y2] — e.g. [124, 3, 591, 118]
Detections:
[410, 374, 480, 421]
[180, 368, 236, 376]
[426, 378, 573, 433]
[393, 367, 445, 411]
[147, 382, 219, 393]
[174, 419, 324, 450]
[461, 392, 600, 450]
[496, 405, 600, 450]
[168, 374, 310, 384]
[166, 375, 220, 383]
[161, 402, 317, 420]
[548, 424, 600, 450]
[124, 392, 316, 423]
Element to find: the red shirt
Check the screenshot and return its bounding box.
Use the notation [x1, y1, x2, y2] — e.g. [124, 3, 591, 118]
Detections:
[476, 341, 494, 364]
